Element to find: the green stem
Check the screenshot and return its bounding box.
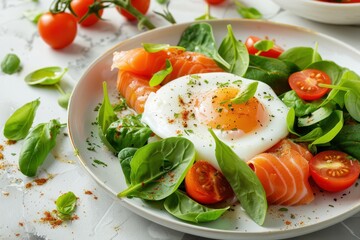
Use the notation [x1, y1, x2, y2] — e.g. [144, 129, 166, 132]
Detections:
[318, 83, 350, 91]
[55, 83, 66, 95]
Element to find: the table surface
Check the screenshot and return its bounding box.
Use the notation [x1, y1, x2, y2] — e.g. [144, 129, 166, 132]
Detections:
[1, 0, 360, 239]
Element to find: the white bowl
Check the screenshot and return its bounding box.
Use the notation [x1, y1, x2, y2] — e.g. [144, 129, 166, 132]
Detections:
[271, 0, 360, 25]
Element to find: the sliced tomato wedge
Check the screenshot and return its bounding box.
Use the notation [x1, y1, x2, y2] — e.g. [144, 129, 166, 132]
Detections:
[245, 36, 284, 58]
[289, 69, 331, 101]
[185, 160, 234, 204]
[309, 150, 360, 192]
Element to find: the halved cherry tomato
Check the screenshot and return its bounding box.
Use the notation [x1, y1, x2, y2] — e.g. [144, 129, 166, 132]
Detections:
[116, 0, 150, 21]
[289, 69, 331, 101]
[245, 36, 284, 58]
[70, 0, 103, 27]
[309, 150, 360, 192]
[185, 160, 234, 204]
[205, 0, 226, 4]
[38, 12, 77, 49]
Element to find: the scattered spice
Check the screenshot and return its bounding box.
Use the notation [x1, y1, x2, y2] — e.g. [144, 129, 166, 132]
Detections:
[40, 210, 63, 228]
[34, 178, 48, 186]
[25, 182, 33, 188]
[6, 140, 17, 145]
[18, 222, 24, 227]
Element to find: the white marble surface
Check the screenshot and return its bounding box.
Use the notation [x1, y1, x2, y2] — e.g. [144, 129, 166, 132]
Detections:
[0, 0, 359, 239]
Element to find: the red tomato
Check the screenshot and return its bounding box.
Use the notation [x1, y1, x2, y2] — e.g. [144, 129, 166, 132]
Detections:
[38, 12, 77, 49]
[245, 36, 284, 58]
[185, 160, 234, 204]
[317, 0, 360, 3]
[309, 150, 360, 192]
[205, 0, 226, 4]
[289, 69, 331, 101]
[117, 0, 150, 21]
[70, 0, 103, 27]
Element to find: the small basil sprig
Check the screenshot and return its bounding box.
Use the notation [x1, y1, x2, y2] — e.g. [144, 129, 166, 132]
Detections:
[56, 191, 77, 220]
[154, 0, 176, 24]
[24, 66, 71, 109]
[149, 59, 173, 87]
[18, 119, 64, 177]
[142, 43, 185, 53]
[218, 25, 249, 77]
[230, 81, 258, 104]
[3, 99, 40, 140]
[209, 129, 267, 225]
[118, 137, 195, 200]
[164, 190, 229, 223]
[1, 53, 21, 74]
[234, 0, 262, 19]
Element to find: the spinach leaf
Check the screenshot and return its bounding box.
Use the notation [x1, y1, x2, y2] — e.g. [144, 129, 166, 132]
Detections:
[106, 114, 152, 153]
[244, 55, 294, 95]
[1, 53, 21, 74]
[149, 59, 173, 87]
[118, 137, 195, 200]
[297, 106, 333, 127]
[98, 81, 118, 152]
[178, 22, 230, 70]
[218, 25, 249, 77]
[3, 99, 40, 140]
[56, 191, 77, 220]
[118, 147, 138, 185]
[18, 119, 63, 177]
[164, 190, 229, 223]
[279, 47, 322, 70]
[282, 90, 323, 117]
[209, 129, 267, 225]
[286, 108, 300, 136]
[331, 123, 360, 160]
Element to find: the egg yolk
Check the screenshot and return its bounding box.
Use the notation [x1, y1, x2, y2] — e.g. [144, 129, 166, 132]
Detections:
[194, 87, 268, 133]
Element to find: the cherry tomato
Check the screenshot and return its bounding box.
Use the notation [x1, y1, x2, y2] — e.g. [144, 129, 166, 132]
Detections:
[245, 36, 284, 58]
[38, 12, 77, 49]
[117, 0, 150, 21]
[185, 160, 234, 204]
[205, 0, 226, 4]
[309, 150, 360, 192]
[70, 0, 103, 27]
[288, 69, 331, 101]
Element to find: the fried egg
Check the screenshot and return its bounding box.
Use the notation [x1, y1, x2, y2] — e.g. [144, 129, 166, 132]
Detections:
[142, 72, 289, 170]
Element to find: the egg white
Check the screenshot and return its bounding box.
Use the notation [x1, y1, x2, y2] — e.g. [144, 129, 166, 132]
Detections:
[142, 72, 289, 170]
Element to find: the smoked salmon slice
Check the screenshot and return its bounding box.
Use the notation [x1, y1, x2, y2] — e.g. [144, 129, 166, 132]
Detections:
[248, 139, 314, 206]
[112, 47, 224, 113]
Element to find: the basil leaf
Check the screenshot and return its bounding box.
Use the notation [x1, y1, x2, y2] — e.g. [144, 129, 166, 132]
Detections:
[178, 22, 230, 70]
[106, 114, 152, 153]
[229, 81, 258, 104]
[279, 47, 322, 70]
[98, 81, 118, 152]
[209, 129, 267, 225]
[234, 1, 262, 19]
[142, 43, 184, 53]
[56, 191, 77, 219]
[118, 137, 195, 200]
[164, 190, 229, 223]
[244, 55, 294, 95]
[218, 24, 249, 77]
[149, 59, 173, 87]
[331, 123, 360, 160]
[3, 99, 40, 140]
[18, 119, 63, 177]
[254, 40, 274, 52]
[24, 66, 67, 85]
[118, 147, 138, 185]
[1, 53, 21, 74]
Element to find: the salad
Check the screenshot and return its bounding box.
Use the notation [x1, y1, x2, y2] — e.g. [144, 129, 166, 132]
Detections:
[96, 22, 360, 226]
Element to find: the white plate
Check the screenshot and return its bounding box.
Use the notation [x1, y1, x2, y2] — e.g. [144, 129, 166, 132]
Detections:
[68, 19, 360, 240]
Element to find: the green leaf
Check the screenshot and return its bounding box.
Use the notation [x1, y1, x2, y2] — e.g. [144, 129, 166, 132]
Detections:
[57, 92, 71, 109]
[118, 147, 138, 185]
[234, 1, 262, 19]
[254, 40, 274, 52]
[331, 123, 360, 160]
[178, 22, 230, 70]
[230, 81, 258, 104]
[209, 129, 267, 225]
[297, 106, 333, 127]
[3, 99, 40, 140]
[118, 137, 195, 200]
[56, 191, 77, 218]
[149, 59, 173, 87]
[106, 114, 152, 153]
[279, 47, 322, 70]
[306, 60, 344, 85]
[1, 53, 21, 74]
[18, 119, 63, 177]
[164, 190, 229, 223]
[218, 24, 249, 77]
[286, 107, 300, 136]
[282, 90, 323, 117]
[142, 43, 184, 53]
[24, 66, 67, 85]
